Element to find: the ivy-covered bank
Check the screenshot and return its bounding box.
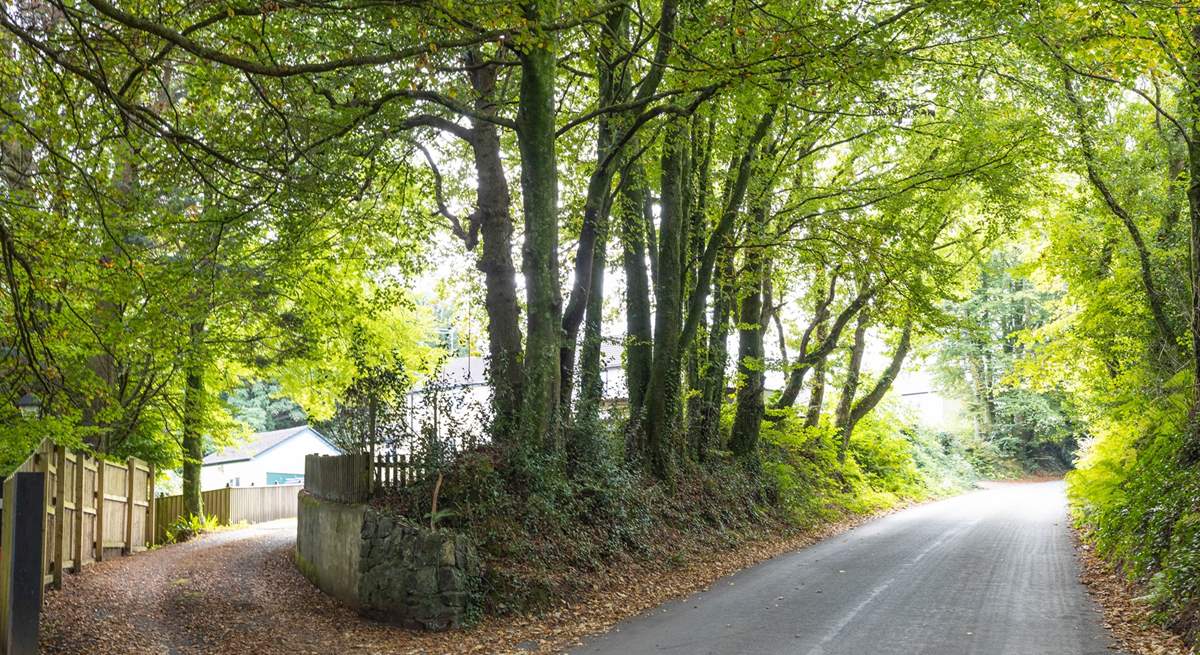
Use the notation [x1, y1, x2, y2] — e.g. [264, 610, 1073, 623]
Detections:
[373, 406, 992, 617]
[1069, 405, 1200, 647]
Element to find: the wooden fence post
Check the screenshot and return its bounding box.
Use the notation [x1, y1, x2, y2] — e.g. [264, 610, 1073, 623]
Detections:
[94, 461, 105, 563]
[52, 445, 65, 590]
[72, 452, 84, 573]
[36, 450, 49, 590]
[124, 458, 135, 554]
[0, 472, 46, 654]
[146, 464, 156, 548]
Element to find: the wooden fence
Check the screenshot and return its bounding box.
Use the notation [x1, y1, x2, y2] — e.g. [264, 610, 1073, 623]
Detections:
[304, 452, 427, 504]
[153, 484, 302, 542]
[0, 438, 154, 591]
[373, 452, 431, 491]
[304, 453, 372, 503]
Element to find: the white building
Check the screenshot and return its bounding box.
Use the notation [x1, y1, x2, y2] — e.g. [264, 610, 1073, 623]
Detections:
[200, 425, 340, 490]
[893, 368, 962, 431]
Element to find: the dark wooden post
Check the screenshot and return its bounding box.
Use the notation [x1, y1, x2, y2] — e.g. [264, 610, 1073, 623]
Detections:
[35, 451, 49, 589]
[124, 458, 135, 554]
[1, 472, 46, 655]
[146, 464, 156, 547]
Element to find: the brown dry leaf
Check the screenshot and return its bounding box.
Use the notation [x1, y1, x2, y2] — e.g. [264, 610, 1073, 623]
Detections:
[1073, 529, 1192, 655]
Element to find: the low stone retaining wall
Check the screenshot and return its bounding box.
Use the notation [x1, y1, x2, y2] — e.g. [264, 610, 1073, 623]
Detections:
[359, 511, 480, 629]
[296, 490, 480, 630]
[296, 491, 365, 607]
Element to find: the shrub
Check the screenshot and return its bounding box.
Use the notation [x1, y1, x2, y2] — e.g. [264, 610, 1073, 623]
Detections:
[164, 513, 220, 544]
[760, 404, 982, 526]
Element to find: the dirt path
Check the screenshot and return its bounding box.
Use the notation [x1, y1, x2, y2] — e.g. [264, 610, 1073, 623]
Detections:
[39, 519, 413, 655]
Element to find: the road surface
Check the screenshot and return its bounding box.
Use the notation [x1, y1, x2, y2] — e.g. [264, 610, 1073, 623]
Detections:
[573, 481, 1120, 655]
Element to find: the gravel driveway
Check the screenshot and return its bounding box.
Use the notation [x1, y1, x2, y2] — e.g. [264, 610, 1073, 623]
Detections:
[39, 519, 415, 655]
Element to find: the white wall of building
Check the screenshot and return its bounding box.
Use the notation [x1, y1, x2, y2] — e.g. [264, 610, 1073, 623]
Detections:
[893, 368, 963, 431]
[200, 430, 339, 490]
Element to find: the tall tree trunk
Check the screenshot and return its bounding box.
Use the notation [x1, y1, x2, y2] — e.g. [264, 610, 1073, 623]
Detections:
[969, 353, 994, 436]
[642, 119, 688, 478]
[1184, 20, 1200, 462]
[562, 0, 678, 418]
[682, 112, 714, 457]
[1064, 74, 1179, 362]
[835, 313, 869, 465]
[467, 59, 524, 439]
[515, 0, 562, 453]
[575, 219, 609, 426]
[729, 203, 768, 458]
[774, 276, 834, 409]
[694, 239, 734, 461]
[1159, 131, 1187, 248]
[560, 164, 616, 412]
[679, 109, 777, 355]
[844, 322, 914, 437]
[560, 85, 618, 414]
[684, 314, 706, 449]
[562, 4, 626, 425]
[775, 281, 873, 410]
[621, 156, 654, 453]
[803, 318, 829, 428]
[182, 320, 206, 518]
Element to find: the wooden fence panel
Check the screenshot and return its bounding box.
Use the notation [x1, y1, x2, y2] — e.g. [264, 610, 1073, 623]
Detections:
[229, 485, 301, 525]
[60, 451, 77, 575]
[78, 457, 97, 570]
[154, 494, 183, 542]
[101, 461, 129, 551]
[40, 448, 54, 588]
[129, 461, 150, 553]
[154, 485, 302, 542]
[305, 453, 372, 503]
[207, 487, 230, 524]
[371, 452, 425, 493]
[74, 455, 91, 571]
[0, 439, 153, 594]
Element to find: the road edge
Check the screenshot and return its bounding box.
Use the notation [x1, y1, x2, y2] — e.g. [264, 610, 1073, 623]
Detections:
[1072, 528, 1192, 655]
[524, 494, 959, 654]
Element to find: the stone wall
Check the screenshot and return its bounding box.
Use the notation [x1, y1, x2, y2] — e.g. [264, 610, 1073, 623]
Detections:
[359, 509, 480, 630]
[295, 491, 480, 631]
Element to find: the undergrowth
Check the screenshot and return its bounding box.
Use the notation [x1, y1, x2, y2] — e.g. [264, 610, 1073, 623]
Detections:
[163, 513, 221, 544]
[375, 403, 988, 616]
[1068, 385, 1200, 648]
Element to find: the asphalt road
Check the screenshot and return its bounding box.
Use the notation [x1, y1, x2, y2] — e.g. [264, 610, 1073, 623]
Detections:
[573, 481, 1121, 655]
